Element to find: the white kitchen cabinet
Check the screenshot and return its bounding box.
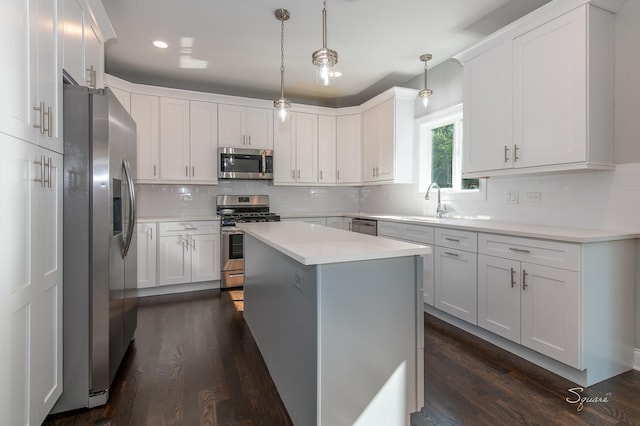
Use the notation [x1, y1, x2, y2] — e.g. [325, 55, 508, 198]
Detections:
[2, 0, 63, 153]
[434, 228, 477, 324]
[1, 135, 63, 425]
[137, 223, 157, 289]
[61, 0, 105, 88]
[160, 97, 190, 180]
[377, 221, 435, 306]
[325, 217, 344, 229]
[131, 94, 160, 181]
[318, 115, 336, 184]
[457, 3, 615, 177]
[218, 104, 273, 149]
[361, 87, 417, 184]
[336, 114, 362, 184]
[344, 217, 352, 231]
[273, 112, 318, 184]
[189, 101, 218, 182]
[158, 221, 220, 286]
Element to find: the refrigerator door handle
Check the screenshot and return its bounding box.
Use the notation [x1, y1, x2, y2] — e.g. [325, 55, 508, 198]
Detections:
[122, 157, 137, 257]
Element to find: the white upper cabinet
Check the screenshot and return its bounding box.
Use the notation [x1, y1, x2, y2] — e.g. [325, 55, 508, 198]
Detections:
[273, 112, 318, 185]
[1, 0, 62, 153]
[189, 101, 218, 182]
[318, 115, 336, 184]
[457, 3, 615, 177]
[361, 87, 417, 184]
[336, 114, 362, 184]
[160, 97, 190, 180]
[218, 105, 273, 149]
[131, 94, 160, 181]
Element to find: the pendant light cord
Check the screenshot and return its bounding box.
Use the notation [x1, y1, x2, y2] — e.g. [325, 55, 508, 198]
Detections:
[280, 17, 285, 99]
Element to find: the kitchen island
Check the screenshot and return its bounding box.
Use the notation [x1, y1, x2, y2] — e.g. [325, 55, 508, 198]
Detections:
[239, 221, 429, 426]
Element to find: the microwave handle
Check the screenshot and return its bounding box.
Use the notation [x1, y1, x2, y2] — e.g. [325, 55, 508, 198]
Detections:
[261, 151, 266, 174]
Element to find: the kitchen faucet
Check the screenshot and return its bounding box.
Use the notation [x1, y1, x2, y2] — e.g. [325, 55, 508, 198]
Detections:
[425, 182, 447, 218]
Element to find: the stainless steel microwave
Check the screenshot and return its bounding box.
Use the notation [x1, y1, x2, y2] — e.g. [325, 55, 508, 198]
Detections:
[218, 147, 273, 180]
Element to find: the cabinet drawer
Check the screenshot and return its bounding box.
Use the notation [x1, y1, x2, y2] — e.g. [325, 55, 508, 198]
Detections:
[435, 228, 477, 252]
[404, 224, 434, 245]
[478, 233, 580, 271]
[158, 220, 220, 236]
[377, 221, 403, 238]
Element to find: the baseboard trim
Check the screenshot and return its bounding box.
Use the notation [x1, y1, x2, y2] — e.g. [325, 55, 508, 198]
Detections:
[635, 348, 640, 371]
[136, 280, 220, 297]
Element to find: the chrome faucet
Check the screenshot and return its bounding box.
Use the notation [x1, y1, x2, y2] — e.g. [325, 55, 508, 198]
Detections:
[425, 182, 447, 218]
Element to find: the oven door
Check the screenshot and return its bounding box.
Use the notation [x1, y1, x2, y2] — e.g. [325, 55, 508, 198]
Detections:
[222, 228, 244, 288]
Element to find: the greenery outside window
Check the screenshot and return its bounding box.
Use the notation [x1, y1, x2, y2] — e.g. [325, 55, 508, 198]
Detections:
[417, 104, 486, 200]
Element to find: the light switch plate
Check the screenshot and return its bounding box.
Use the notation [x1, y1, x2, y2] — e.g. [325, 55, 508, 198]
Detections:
[505, 190, 519, 204]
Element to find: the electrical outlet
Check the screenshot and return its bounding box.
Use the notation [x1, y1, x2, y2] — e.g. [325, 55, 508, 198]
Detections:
[181, 193, 192, 201]
[526, 192, 541, 203]
[505, 190, 519, 204]
[281, 195, 288, 201]
[294, 273, 304, 292]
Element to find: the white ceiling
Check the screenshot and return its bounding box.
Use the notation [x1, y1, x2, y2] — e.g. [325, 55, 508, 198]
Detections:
[102, 0, 550, 107]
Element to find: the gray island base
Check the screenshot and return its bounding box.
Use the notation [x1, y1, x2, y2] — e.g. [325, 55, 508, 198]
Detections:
[240, 222, 428, 426]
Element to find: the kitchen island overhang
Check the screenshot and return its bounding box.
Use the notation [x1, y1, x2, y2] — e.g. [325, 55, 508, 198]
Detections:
[239, 221, 429, 426]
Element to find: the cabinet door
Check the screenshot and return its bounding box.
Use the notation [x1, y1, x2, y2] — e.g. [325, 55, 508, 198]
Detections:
[422, 250, 435, 306]
[131, 94, 160, 180]
[160, 97, 190, 180]
[137, 224, 157, 288]
[434, 246, 477, 324]
[189, 101, 218, 182]
[318, 115, 336, 183]
[520, 262, 580, 368]
[326, 217, 344, 229]
[362, 107, 378, 182]
[294, 113, 318, 183]
[190, 234, 220, 282]
[513, 6, 587, 168]
[273, 114, 296, 183]
[245, 107, 274, 149]
[218, 104, 246, 148]
[376, 98, 395, 181]
[463, 41, 513, 174]
[477, 254, 521, 343]
[84, 21, 103, 88]
[336, 114, 362, 184]
[158, 235, 190, 286]
[61, 0, 85, 86]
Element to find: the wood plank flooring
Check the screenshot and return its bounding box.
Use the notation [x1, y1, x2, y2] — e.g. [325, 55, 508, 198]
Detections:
[45, 290, 640, 425]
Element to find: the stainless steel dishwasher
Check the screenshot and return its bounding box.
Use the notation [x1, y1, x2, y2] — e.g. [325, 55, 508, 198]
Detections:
[351, 218, 377, 236]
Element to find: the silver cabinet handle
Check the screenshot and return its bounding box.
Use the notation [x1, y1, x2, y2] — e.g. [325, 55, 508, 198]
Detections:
[228, 273, 243, 278]
[292, 169, 296, 179]
[46, 106, 53, 137]
[150, 226, 153, 240]
[185, 165, 189, 177]
[509, 247, 530, 253]
[510, 267, 516, 288]
[33, 102, 45, 134]
[191, 238, 196, 250]
[183, 237, 189, 251]
[320, 170, 323, 180]
[248, 135, 251, 145]
[297, 169, 300, 179]
[504, 145, 510, 162]
[522, 269, 528, 290]
[34, 156, 45, 186]
[192, 165, 195, 177]
[242, 135, 246, 145]
[47, 157, 52, 188]
[154, 164, 157, 176]
[444, 251, 459, 257]
[445, 237, 460, 242]
[337, 170, 340, 181]
[514, 144, 520, 162]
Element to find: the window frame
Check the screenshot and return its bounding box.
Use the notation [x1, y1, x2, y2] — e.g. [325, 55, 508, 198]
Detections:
[415, 103, 486, 201]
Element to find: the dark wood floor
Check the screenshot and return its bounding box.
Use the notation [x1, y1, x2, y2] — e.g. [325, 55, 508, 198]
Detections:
[45, 290, 640, 426]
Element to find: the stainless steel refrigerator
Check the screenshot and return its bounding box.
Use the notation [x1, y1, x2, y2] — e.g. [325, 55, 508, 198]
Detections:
[52, 85, 138, 412]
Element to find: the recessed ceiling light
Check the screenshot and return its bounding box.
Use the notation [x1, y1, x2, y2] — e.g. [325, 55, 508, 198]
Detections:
[153, 40, 168, 49]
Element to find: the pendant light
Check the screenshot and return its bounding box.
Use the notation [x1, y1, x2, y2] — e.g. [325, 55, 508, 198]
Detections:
[311, 0, 338, 86]
[418, 53, 433, 108]
[274, 9, 291, 122]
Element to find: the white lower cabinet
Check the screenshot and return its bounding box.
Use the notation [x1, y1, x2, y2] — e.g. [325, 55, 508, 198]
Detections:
[1, 135, 63, 425]
[477, 233, 581, 367]
[281, 217, 327, 226]
[137, 223, 157, 289]
[434, 246, 477, 324]
[377, 221, 435, 306]
[157, 221, 220, 286]
[326, 217, 344, 229]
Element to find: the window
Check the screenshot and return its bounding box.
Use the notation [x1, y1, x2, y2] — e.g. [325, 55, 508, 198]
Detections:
[417, 104, 485, 200]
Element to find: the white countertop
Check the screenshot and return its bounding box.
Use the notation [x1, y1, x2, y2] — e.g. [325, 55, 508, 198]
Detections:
[238, 221, 430, 266]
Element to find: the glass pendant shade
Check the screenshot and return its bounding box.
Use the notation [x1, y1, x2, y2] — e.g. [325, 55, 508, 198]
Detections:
[312, 0, 338, 86]
[274, 9, 291, 122]
[419, 53, 433, 109]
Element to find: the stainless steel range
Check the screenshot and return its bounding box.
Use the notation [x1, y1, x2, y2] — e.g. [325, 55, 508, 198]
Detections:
[217, 195, 280, 288]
